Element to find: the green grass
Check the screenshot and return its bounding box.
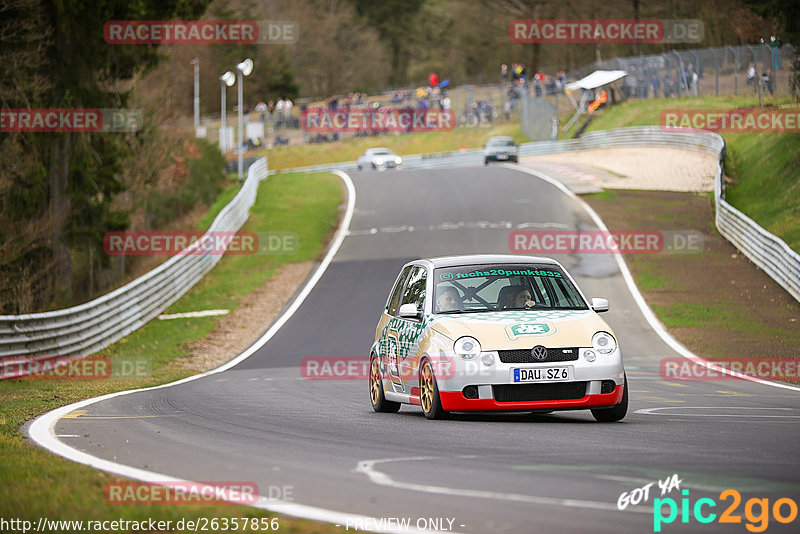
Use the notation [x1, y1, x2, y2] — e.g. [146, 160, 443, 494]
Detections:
[581, 95, 800, 252]
[632, 266, 670, 291]
[0, 172, 345, 533]
[584, 190, 617, 201]
[257, 123, 524, 170]
[652, 302, 797, 341]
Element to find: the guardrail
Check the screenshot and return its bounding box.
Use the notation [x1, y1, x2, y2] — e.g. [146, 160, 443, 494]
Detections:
[3, 126, 797, 376]
[0, 158, 269, 376]
[518, 127, 799, 303]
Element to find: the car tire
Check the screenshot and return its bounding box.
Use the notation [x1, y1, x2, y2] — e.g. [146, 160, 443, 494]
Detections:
[369, 356, 401, 413]
[591, 374, 628, 422]
[371, 163, 377, 170]
[357, 163, 362, 170]
[484, 159, 489, 166]
[420, 358, 448, 420]
[511, 156, 518, 163]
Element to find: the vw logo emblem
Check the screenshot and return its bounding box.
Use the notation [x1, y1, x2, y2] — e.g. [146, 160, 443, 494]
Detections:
[531, 345, 548, 361]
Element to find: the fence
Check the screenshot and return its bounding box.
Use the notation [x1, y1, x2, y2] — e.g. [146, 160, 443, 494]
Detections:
[0, 158, 269, 376]
[567, 44, 797, 98]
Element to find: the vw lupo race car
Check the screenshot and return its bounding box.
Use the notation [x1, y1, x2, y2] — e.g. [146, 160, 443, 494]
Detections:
[369, 255, 627, 421]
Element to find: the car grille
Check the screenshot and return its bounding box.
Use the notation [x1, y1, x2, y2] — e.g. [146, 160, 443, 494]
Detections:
[498, 347, 579, 364]
[493, 382, 587, 402]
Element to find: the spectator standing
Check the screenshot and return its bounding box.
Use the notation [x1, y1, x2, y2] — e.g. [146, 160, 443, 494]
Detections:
[746, 64, 756, 92]
[762, 70, 774, 95]
[284, 98, 293, 123]
[255, 101, 267, 123]
[275, 98, 285, 126]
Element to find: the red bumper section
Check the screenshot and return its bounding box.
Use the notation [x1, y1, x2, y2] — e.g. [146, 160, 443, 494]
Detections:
[439, 385, 624, 412]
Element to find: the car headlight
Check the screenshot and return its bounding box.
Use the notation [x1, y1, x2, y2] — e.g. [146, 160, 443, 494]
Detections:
[395, 156, 402, 164]
[454, 336, 481, 359]
[592, 331, 617, 355]
[375, 158, 384, 165]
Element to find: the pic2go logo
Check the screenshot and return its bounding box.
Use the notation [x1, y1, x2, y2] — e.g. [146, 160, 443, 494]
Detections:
[654, 489, 798, 532]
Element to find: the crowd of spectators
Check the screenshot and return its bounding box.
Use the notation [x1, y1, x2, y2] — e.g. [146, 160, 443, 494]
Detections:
[501, 63, 568, 98]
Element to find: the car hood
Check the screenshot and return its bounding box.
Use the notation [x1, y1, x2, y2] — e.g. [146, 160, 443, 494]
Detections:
[429, 309, 610, 349]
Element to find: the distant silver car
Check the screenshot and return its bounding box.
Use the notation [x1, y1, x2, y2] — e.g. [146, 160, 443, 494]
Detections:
[357, 148, 402, 170]
[483, 136, 518, 165]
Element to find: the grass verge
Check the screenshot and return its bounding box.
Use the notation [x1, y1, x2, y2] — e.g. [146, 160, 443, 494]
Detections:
[584, 189, 800, 372]
[0, 171, 346, 533]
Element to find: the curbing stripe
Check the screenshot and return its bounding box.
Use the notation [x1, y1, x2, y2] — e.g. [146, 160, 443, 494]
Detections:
[28, 170, 437, 534]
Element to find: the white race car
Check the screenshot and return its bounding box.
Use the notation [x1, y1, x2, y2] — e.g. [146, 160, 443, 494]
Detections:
[357, 148, 402, 170]
[369, 254, 627, 421]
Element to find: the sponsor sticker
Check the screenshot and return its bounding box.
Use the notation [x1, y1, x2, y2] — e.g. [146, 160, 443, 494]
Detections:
[505, 322, 556, 341]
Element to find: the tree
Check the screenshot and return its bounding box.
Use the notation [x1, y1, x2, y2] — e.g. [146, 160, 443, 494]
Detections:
[0, 0, 211, 311]
[347, 0, 426, 86]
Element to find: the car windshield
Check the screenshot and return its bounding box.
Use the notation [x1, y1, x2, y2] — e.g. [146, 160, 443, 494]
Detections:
[370, 149, 393, 155]
[433, 264, 587, 313]
[488, 139, 514, 147]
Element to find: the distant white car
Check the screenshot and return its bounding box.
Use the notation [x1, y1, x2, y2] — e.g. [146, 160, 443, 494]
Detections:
[357, 148, 402, 170]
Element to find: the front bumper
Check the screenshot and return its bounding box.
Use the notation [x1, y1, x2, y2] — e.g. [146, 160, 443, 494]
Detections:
[485, 152, 518, 161]
[433, 348, 624, 412]
[440, 385, 624, 412]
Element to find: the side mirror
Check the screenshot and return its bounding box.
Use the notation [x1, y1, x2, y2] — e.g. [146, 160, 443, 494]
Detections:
[591, 297, 609, 313]
[398, 303, 421, 319]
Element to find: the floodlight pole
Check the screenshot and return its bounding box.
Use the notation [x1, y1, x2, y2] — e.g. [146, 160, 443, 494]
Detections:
[235, 59, 253, 184]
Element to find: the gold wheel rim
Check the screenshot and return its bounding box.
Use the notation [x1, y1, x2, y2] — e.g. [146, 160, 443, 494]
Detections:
[420, 361, 433, 413]
[370, 358, 381, 405]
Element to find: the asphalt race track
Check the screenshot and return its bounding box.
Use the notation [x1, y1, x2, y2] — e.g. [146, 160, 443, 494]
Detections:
[43, 165, 800, 533]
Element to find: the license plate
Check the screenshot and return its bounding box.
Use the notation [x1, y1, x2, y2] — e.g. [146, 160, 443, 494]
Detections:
[513, 366, 572, 382]
[496, 153, 508, 159]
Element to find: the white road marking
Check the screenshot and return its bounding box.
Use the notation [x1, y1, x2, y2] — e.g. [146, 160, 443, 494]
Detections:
[29, 170, 438, 534]
[347, 220, 567, 236]
[504, 163, 800, 394]
[356, 456, 649, 514]
[635, 406, 800, 418]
